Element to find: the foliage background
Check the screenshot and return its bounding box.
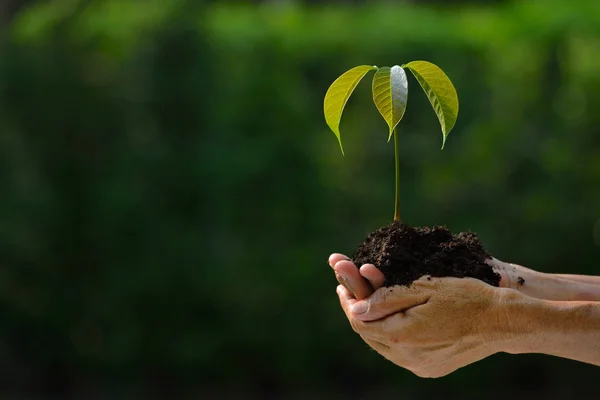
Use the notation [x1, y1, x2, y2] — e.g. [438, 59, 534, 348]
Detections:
[1, 0, 600, 398]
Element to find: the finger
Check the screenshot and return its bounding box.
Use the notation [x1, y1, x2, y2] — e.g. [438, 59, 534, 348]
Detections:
[360, 264, 385, 290]
[351, 283, 432, 322]
[334, 273, 352, 297]
[334, 260, 374, 300]
[328, 253, 350, 268]
[336, 285, 387, 342]
[336, 284, 357, 310]
[336, 284, 358, 322]
[329, 254, 365, 299]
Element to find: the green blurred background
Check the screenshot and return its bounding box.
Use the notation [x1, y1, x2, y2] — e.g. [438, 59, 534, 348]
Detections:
[1, 0, 600, 398]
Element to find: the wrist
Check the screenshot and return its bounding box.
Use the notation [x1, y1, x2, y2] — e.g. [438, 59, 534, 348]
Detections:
[487, 288, 546, 355]
[494, 259, 600, 301]
[488, 289, 600, 364]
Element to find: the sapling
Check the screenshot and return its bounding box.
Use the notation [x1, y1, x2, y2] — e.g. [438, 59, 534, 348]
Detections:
[323, 62, 500, 288]
[323, 61, 459, 222]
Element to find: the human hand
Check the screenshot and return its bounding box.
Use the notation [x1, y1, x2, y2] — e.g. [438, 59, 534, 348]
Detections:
[329, 253, 600, 302]
[328, 253, 515, 301]
[329, 252, 600, 376]
[336, 276, 504, 377]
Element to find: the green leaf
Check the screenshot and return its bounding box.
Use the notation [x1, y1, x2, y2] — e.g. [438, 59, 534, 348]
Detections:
[324, 65, 377, 154]
[372, 65, 408, 141]
[404, 61, 459, 149]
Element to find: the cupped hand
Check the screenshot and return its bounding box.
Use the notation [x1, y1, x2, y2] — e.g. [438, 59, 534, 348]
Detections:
[329, 252, 542, 301]
[336, 276, 505, 378]
[328, 252, 600, 377]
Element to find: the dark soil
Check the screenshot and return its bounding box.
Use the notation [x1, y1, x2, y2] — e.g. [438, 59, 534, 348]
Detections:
[352, 221, 500, 287]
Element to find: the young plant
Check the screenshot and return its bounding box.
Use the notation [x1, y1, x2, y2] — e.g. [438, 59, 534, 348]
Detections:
[323, 61, 459, 222]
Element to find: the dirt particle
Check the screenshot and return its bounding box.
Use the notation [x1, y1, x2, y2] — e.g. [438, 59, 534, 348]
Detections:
[517, 277, 525, 286]
[352, 221, 500, 288]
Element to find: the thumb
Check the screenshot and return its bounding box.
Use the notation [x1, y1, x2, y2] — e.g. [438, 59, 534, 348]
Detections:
[351, 284, 432, 322]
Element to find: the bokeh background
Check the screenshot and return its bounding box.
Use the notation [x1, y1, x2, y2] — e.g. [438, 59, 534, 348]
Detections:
[1, 0, 600, 398]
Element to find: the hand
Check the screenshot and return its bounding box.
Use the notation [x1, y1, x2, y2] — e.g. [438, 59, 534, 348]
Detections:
[336, 276, 503, 378]
[329, 253, 600, 302]
[328, 253, 600, 374]
[328, 253, 515, 300]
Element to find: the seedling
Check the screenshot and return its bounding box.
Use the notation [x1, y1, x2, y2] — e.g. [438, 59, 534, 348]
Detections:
[323, 61, 459, 222]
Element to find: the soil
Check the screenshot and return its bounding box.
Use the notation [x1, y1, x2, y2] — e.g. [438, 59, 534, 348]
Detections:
[352, 221, 500, 287]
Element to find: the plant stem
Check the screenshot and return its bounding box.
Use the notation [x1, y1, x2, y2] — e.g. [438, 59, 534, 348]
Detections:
[393, 127, 401, 222]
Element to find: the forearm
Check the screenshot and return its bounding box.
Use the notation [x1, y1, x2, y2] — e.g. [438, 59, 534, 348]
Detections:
[502, 263, 600, 301]
[491, 289, 600, 366]
[552, 273, 600, 285]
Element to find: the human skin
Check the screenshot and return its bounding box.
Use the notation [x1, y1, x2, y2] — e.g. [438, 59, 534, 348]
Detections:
[328, 253, 600, 302]
[328, 253, 600, 377]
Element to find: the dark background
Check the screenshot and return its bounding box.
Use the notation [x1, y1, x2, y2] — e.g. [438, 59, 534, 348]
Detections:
[1, 0, 600, 398]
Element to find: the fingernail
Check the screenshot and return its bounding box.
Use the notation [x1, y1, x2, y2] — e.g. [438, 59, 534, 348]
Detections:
[352, 302, 368, 315]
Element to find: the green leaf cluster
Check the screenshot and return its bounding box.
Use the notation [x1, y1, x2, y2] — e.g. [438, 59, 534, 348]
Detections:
[323, 61, 459, 153]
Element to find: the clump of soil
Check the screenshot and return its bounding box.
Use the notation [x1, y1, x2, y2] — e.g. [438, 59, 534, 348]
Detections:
[352, 221, 500, 287]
